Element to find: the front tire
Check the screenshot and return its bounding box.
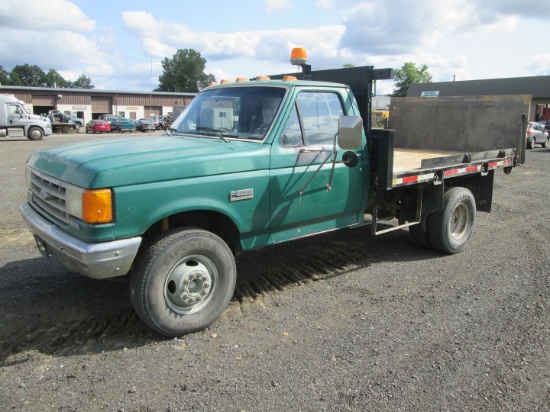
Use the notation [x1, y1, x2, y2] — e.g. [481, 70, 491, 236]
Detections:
[27, 126, 44, 140]
[428, 187, 476, 254]
[130, 228, 236, 337]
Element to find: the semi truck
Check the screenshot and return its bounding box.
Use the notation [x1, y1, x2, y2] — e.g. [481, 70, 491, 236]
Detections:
[20, 49, 528, 337]
[0, 94, 52, 140]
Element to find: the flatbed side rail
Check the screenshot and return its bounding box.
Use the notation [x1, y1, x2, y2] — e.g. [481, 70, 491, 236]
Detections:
[391, 153, 515, 188]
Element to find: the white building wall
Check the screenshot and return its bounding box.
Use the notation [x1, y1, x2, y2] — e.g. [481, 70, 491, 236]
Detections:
[57, 104, 92, 123]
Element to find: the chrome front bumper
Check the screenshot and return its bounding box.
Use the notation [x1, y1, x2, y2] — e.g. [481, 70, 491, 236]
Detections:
[20, 203, 142, 279]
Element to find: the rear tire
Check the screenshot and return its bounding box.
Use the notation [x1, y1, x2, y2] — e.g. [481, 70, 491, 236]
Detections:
[428, 187, 476, 254]
[130, 228, 236, 337]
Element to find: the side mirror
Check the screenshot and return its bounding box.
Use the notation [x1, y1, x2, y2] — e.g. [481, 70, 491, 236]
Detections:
[338, 116, 363, 150]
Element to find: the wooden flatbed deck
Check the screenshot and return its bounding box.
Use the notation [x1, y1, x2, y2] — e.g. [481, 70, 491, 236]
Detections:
[393, 148, 462, 174]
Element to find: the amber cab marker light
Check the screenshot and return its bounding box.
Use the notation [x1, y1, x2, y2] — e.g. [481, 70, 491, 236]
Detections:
[82, 189, 113, 224]
[255, 75, 271, 80]
[283, 75, 297, 81]
[220, 79, 231, 84]
[290, 47, 308, 66]
[235, 77, 249, 82]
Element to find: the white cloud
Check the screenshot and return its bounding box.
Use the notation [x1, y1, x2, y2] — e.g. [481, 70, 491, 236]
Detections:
[0, 0, 94, 31]
[122, 11, 164, 38]
[528, 54, 550, 76]
[338, 1, 439, 55]
[264, 0, 293, 14]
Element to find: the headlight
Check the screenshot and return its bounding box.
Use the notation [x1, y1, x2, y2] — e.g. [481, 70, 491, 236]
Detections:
[66, 186, 113, 224]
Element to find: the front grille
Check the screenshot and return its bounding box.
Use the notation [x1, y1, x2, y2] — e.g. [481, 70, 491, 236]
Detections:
[29, 169, 69, 224]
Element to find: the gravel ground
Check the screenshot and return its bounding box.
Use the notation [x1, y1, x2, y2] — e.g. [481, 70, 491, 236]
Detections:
[0, 132, 549, 411]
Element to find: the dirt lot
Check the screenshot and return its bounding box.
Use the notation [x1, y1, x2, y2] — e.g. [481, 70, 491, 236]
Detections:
[0, 133, 549, 411]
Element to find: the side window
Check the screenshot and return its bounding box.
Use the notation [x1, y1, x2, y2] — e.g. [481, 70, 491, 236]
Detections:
[8, 105, 20, 115]
[297, 92, 343, 146]
[280, 92, 344, 148]
[280, 103, 303, 146]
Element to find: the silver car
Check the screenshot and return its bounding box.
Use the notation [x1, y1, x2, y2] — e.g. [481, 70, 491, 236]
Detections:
[526, 122, 549, 149]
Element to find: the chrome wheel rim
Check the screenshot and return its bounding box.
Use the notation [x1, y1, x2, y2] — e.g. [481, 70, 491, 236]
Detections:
[450, 203, 469, 240]
[164, 255, 218, 315]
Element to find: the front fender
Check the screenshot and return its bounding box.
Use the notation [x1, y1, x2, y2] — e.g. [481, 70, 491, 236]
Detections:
[113, 170, 272, 249]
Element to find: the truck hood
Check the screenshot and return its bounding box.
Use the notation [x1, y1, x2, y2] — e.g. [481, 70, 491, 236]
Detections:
[27, 135, 270, 188]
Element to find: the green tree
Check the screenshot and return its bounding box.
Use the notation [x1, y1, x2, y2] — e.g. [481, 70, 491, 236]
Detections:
[157, 49, 215, 92]
[392, 62, 432, 97]
[10, 64, 47, 87]
[7, 71, 23, 86]
[45, 69, 69, 88]
[70, 74, 94, 89]
[0, 65, 9, 85]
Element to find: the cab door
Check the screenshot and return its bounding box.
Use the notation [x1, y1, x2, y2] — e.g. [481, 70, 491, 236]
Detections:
[269, 88, 367, 243]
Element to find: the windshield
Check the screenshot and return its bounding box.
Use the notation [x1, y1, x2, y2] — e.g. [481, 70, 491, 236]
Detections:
[171, 86, 286, 141]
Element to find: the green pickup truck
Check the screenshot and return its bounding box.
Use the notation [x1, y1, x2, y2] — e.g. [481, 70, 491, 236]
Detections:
[20, 51, 528, 337]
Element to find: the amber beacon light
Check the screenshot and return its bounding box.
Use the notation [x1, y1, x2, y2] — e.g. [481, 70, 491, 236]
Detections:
[290, 47, 308, 66]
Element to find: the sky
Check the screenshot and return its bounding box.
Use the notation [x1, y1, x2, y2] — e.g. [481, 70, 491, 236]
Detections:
[1, 0, 549, 95]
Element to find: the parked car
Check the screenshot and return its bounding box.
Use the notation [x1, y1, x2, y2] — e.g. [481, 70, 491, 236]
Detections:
[526, 121, 549, 149]
[538, 119, 550, 133]
[100, 116, 120, 125]
[68, 115, 84, 131]
[158, 115, 172, 130]
[110, 117, 136, 133]
[135, 118, 156, 132]
[86, 119, 111, 134]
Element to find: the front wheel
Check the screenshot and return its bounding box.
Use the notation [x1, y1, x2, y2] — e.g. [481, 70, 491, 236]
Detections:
[130, 228, 236, 337]
[428, 187, 476, 254]
[27, 126, 44, 140]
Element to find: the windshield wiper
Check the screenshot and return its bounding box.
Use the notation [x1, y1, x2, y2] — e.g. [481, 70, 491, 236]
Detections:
[195, 127, 229, 143]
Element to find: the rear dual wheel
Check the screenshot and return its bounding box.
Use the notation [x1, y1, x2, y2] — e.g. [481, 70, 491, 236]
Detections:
[410, 187, 476, 254]
[428, 187, 476, 254]
[130, 228, 236, 337]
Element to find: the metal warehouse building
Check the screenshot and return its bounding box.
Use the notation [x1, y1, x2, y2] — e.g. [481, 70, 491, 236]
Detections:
[407, 75, 550, 121]
[0, 86, 196, 123]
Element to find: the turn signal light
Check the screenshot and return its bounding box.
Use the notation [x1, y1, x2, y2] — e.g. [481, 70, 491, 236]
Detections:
[82, 189, 113, 223]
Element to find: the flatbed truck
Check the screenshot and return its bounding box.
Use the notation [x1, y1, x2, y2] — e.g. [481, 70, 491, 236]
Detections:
[20, 49, 528, 336]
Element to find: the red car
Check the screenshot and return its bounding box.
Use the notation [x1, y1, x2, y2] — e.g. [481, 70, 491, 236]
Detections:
[86, 120, 111, 134]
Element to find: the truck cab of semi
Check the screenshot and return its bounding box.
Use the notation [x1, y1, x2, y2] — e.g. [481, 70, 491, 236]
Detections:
[0, 94, 52, 140]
